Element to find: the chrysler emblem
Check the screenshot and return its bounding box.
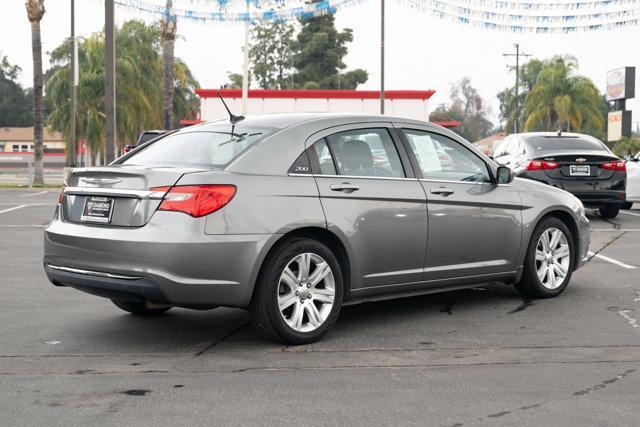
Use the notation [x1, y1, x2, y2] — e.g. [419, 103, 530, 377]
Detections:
[575, 157, 587, 162]
[80, 177, 122, 186]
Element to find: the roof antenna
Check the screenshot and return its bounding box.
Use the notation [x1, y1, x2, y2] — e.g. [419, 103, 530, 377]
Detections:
[217, 92, 245, 125]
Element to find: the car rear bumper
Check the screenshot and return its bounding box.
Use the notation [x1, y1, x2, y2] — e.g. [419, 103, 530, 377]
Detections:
[572, 191, 626, 208]
[43, 212, 277, 308]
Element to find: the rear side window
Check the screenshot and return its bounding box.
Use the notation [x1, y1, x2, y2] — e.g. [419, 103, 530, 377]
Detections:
[122, 126, 273, 168]
[312, 139, 337, 175]
[324, 128, 405, 178]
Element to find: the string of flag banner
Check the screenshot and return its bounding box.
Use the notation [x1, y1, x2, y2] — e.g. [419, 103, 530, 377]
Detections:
[411, 0, 640, 11]
[113, 0, 364, 23]
[403, 0, 639, 32]
[111, 0, 640, 31]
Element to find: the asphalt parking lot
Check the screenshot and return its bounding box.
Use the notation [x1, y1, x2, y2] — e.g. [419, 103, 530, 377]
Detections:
[1, 188, 639, 425]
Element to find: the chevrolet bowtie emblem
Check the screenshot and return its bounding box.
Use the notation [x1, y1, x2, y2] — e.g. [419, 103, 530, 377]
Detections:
[575, 158, 587, 162]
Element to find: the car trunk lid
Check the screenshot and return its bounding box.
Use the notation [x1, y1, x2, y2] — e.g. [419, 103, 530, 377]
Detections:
[534, 150, 621, 180]
[61, 165, 211, 227]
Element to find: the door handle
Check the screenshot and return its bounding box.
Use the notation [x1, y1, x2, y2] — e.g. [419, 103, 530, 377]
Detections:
[330, 182, 360, 193]
[430, 187, 454, 196]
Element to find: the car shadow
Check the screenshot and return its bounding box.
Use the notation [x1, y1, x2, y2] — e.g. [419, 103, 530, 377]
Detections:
[60, 284, 525, 354]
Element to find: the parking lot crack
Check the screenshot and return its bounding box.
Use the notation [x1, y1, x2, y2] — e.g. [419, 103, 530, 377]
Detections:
[585, 231, 626, 263]
[194, 321, 252, 356]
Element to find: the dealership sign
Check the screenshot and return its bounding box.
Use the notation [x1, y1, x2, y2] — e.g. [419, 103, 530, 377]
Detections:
[606, 67, 635, 101]
[607, 110, 632, 142]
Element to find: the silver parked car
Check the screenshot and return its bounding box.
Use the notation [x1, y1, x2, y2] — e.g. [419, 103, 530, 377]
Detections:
[44, 113, 590, 344]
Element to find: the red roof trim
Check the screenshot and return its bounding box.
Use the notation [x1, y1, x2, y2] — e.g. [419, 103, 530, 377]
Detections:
[432, 121, 462, 128]
[179, 119, 203, 125]
[0, 151, 65, 156]
[196, 89, 436, 100]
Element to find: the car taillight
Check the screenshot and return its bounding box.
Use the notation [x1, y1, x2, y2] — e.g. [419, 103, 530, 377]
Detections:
[149, 185, 236, 218]
[527, 160, 559, 170]
[58, 182, 67, 204]
[601, 161, 626, 172]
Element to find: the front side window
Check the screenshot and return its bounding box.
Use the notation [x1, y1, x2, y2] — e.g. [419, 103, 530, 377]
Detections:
[402, 129, 491, 183]
[324, 128, 404, 178]
[122, 125, 274, 168]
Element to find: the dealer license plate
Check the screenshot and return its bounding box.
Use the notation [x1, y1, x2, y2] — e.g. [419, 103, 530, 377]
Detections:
[80, 196, 114, 223]
[570, 165, 590, 176]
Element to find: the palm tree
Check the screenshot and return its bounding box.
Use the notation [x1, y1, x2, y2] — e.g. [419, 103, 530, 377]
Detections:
[161, 1, 177, 130]
[25, 0, 45, 185]
[524, 56, 604, 133]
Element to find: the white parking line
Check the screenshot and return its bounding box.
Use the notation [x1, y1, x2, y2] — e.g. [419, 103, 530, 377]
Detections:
[591, 229, 640, 232]
[0, 203, 46, 214]
[587, 251, 637, 269]
[620, 210, 640, 218]
[0, 205, 29, 214]
[17, 191, 48, 197]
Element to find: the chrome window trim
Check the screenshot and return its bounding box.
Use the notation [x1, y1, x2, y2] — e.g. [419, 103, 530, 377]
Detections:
[288, 173, 419, 181]
[47, 264, 140, 280]
[418, 178, 491, 185]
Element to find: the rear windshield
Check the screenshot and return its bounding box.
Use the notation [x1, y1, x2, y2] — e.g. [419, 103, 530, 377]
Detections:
[122, 126, 274, 168]
[527, 136, 610, 152]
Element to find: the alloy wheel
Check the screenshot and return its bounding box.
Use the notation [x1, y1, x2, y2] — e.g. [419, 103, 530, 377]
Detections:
[277, 253, 335, 333]
[535, 227, 571, 290]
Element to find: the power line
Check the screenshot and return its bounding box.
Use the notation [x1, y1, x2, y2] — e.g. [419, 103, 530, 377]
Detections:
[503, 43, 531, 134]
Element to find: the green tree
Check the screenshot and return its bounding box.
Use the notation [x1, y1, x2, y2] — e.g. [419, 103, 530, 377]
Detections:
[430, 77, 493, 142]
[292, 14, 367, 89]
[25, 0, 45, 184]
[0, 53, 32, 127]
[524, 56, 604, 134]
[45, 20, 199, 165]
[612, 138, 640, 158]
[250, 19, 295, 89]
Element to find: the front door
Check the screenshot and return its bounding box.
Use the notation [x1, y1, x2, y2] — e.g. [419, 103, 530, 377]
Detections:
[398, 127, 523, 282]
[307, 124, 428, 290]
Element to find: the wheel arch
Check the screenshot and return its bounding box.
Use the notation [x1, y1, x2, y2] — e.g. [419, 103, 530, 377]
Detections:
[248, 227, 352, 306]
[527, 209, 581, 271]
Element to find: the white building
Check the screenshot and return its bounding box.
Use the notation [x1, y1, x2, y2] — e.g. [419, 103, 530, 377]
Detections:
[193, 89, 436, 123]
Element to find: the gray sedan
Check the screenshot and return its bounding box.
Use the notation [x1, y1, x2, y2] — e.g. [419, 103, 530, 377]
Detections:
[44, 113, 590, 344]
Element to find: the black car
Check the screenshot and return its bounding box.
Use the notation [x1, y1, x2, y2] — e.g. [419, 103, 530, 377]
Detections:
[123, 130, 168, 154]
[493, 132, 626, 218]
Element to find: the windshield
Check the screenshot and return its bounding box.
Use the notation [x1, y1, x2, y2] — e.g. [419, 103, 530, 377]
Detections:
[527, 136, 610, 153]
[122, 126, 274, 168]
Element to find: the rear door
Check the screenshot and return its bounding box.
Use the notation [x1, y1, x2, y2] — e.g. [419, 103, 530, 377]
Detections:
[398, 127, 522, 282]
[307, 124, 428, 289]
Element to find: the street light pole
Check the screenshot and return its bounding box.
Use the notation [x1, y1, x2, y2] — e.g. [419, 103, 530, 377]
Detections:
[380, 0, 385, 114]
[69, 0, 77, 166]
[380, 0, 384, 114]
[241, 2, 250, 115]
[104, 0, 116, 164]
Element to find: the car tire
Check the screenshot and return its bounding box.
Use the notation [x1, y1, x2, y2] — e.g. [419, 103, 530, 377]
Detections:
[515, 217, 575, 299]
[111, 299, 171, 315]
[621, 202, 633, 210]
[251, 238, 344, 345]
[599, 205, 620, 218]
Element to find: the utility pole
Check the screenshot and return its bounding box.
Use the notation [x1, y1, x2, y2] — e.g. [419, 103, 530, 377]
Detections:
[241, 2, 250, 115]
[69, 0, 77, 167]
[105, 0, 116, 164]
[380, 0, 385, 114]
[503, 43, 530, 133]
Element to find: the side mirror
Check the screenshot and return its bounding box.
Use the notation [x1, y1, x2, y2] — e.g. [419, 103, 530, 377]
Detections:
[496, 166, 514, 184]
